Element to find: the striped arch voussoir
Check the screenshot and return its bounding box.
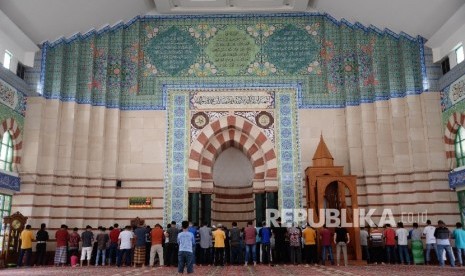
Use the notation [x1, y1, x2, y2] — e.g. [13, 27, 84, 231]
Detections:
[188, 115, 277, 181]
[0, 118, 22, 170]
[444, 112, 465, 169]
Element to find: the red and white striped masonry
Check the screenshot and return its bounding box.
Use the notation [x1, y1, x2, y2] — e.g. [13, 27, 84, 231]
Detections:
[188, 115, 277, 181]
[0, 118, 22, 171]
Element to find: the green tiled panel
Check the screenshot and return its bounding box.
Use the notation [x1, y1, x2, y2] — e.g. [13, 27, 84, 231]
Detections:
[41, 14, 426, 109]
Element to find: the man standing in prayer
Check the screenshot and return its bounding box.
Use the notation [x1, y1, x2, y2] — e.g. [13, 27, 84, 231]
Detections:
[150, 224, 164, 267]
[359, 226, 370, 264]
[434, 220, 455, 267]
[334, 225, 350, 266]
[178, 220, 195, 274]
[244, 221, 257, 266]
[68, 227, 80, 265]
[320, 224, 334, 265]
[271, 217, 287, 265]
[302, 223, 317, 265]
[35, 223, 49, 266]
[229, 221, 242, 265]
[18, 224, 34, 267]
[423, 219, 438, 265]
[166, 220, 179, 267]
[117, 225, 134, 267]
[212, 224, 226, 266]
[199, 222, 212, 265]
[54, 224, 69, 267]
[383, 224, 396, 264]
[108, 223, 121, 266]
[188, 222, 198, 265]
[95, 226, 109, 266]
[288, 223, 302, 265]
[134, 222, 149, 267]
[259, 221, 272, 265]
[396, 222, 410, 265]
[453, 222, 465, 266]
[80, 225, 94, 267]
[410, 223, 424, 264]
[369, 225, 384, 264]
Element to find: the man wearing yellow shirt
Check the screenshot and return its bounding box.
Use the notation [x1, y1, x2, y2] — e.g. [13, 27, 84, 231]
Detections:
[212, 224, 226, 266]
[302, 223, 317, 265]
[18, 224, 34, 267]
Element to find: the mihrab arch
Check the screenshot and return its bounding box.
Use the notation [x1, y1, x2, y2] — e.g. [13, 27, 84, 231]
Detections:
[188, 115, 278, 193]
[187, 114, 279, 226]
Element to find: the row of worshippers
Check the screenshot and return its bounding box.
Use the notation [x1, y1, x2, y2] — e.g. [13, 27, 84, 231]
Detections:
[16, 222, 161, 267]
[18, 218, 464, 269]
[358, 220, 465, 267]
[18, 219, 349, 268]
[161, 219, 351, 267]
[16, 221, 196, 273]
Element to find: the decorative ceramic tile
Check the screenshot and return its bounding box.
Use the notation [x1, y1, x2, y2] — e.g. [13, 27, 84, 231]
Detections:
[164, 84, 301, 224]
[190, 111, 229, 144]
[0, 73, 26, 131]
[40, 13, 429, 110]
[449, 168, 465, 189]
[190, 90, 274, 109]
[0, 171, 20, 191]
[164, 91, 190, 225]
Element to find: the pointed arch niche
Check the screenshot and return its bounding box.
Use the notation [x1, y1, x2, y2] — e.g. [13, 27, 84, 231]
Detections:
[188, 114, 279, 226]
[305, 135, 361, 261]
[164, 86, 301, 226]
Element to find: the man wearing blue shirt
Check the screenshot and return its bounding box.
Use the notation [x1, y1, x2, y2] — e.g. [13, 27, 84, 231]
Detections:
[453, 222, 465, 266]
[178, 220, 195, 274]
[188, 222, 198, 265]
[259, 221, 272, 265]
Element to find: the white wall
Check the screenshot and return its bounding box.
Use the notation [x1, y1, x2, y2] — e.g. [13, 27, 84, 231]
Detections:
[427, 3, 465, 67]
[0, 10, 38, 71]
[12, 91, 458, 236]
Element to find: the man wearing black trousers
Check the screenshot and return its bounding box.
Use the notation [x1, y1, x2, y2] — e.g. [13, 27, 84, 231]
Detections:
[166, 221, 179, 266]
[35, 223, 49, 266]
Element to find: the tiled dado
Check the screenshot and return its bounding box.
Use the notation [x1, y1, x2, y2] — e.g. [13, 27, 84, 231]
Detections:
[164, 84, 302, 225]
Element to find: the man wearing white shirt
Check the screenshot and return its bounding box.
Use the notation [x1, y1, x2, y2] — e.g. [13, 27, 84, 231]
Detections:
[117, 225, 134, 267]
[422, 219, 438, 265]
[396, 222, 410, 264]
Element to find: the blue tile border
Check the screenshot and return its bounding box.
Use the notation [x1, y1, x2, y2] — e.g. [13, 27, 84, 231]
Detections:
[163, 83, 302, 224]
[0, 171, 20, 192]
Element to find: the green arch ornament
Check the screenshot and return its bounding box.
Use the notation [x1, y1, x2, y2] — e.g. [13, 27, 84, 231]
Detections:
[146, 26, 201, 76]
[264, 25, 320, 74]
[206, 27, 259, 75]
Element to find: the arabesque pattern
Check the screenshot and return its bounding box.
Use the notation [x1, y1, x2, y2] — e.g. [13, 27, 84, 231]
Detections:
[41, 13, 427, 110]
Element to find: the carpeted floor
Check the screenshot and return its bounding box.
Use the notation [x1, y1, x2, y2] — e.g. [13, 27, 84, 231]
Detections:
[0, 264, 463, 276]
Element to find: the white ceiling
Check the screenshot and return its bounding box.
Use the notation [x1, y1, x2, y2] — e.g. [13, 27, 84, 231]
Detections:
[0, 0, 464, 44]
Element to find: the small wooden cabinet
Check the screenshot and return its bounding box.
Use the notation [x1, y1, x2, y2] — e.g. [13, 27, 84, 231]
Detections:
[1, 212, 27, 267]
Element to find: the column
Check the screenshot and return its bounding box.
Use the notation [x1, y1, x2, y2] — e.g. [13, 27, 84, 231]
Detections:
[255, 193, 266, 224]
[201, 194, 211, 226]
[188, 193, 200, 225]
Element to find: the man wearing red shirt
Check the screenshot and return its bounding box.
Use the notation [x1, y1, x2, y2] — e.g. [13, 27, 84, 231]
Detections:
[383, 224, 396, 264]
[244, 221, 257, 266]
[109, 223, 121, 266]
[54, 224, 69, 266]
[319, 224, 334, 265]
[149, 224, 164, 267]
